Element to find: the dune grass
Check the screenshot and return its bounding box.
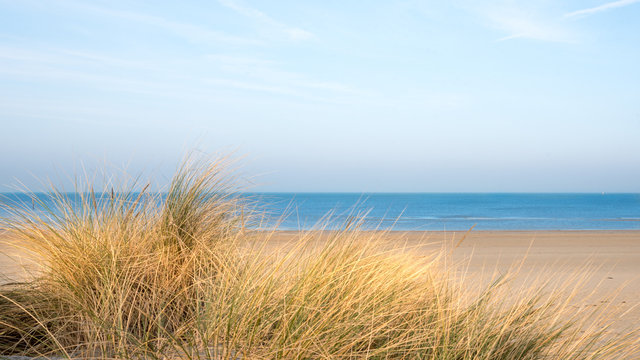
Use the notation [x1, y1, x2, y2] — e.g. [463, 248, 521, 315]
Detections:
[0, 158, 638, 359]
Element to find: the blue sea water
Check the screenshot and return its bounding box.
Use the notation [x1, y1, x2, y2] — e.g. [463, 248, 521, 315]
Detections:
[1, 193, 640, 231]
[248, 193, 640, 231]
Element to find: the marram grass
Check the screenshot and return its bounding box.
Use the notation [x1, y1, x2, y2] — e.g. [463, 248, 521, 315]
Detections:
[0, 159, 638, 359]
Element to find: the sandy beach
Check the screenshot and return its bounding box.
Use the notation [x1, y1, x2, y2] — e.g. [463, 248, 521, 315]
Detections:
[2, 230, 639, 332]
[257, 230, 640, 332]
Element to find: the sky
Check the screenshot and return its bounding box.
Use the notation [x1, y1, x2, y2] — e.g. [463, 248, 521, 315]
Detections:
[0, 0, 639, 192]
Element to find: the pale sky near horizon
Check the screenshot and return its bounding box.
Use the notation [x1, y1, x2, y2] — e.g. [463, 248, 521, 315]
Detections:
[0, 0, 639, 192]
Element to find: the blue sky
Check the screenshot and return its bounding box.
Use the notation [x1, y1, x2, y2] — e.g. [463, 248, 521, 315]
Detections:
[0, 0, 639, 192]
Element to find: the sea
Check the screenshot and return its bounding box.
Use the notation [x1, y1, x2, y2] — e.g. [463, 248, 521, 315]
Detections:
[2, 193, 640, 231]
[248, 193, 640, 231]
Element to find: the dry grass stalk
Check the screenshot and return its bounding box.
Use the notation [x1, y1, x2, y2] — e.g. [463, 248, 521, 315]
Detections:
[0, 157, 637, 359]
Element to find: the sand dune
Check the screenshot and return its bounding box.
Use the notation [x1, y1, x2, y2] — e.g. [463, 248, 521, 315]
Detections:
[2, 230, 639, 332]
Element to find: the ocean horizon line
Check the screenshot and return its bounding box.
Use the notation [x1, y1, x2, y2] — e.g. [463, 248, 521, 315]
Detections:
[1, 191, 639, 231]
[2, 191, 640, 195]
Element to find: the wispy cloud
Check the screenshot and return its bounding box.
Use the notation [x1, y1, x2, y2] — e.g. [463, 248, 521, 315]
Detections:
[218, 0, 313, 41]
[0, 44, 200, 98]
[0, 43, 360, 104]
[493, 17, 572, 42]
[482, 5, 575, 43]
[0, 44, 160, 74]
[479, 0, 639, 42]
[203, 54, 363, 103]
[204, 78, 352, 104]
[56, 1, 261, 46]
[564, 0, 640, 18]
[205, 54, 361, 92]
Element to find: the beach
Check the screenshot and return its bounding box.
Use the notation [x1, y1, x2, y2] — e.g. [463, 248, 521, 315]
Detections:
[3, 0, 639, 355]
[2, 230, 639, 333]
[255, 230, 640, 332]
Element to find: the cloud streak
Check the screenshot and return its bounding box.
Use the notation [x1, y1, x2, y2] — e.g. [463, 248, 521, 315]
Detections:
[0, 42, 359, 106]
[492, 17, 573, 42]
[482, 6, 575, 43]
[218, 0, 313, 41]
[57, 1, 261, 46]
[202, 54, 364, 103]
[564, 0, 640, 18]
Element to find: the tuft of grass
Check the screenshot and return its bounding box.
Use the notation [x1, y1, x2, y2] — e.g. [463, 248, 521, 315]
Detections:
[0, 157, 638, 359]
[0, 157, 243, 357]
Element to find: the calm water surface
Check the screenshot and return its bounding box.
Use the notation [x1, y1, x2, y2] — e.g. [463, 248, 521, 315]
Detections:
[248, 193, 640, 231]
[2, 193, 640, 231]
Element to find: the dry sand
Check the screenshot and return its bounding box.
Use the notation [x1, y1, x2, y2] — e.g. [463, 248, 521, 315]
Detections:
[263, 230, 640, 332]
[2, 230, 639, 332]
